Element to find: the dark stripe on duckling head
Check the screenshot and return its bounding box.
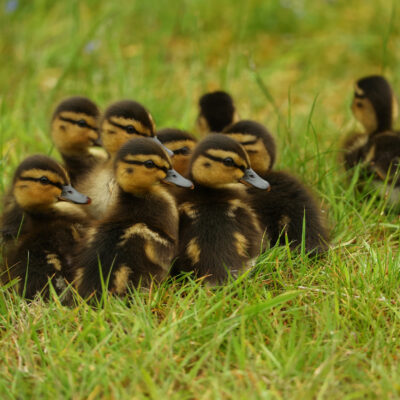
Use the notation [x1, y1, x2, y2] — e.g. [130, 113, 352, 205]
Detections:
[202, 152, 246, 172]
[13, 155, 70, 185]
[355, 75, 394, 132]
[19, 176, 63, 190]
[157, 128, 197, 144]
[103, 100, 154, 134]
[223, 120, 276, 167]
[52, 96, 100, 119]
[58, 115, 98, 132]
[115, 137, 172, 169]
[190, 134, 249, 168]
[199, 91, 236, 132]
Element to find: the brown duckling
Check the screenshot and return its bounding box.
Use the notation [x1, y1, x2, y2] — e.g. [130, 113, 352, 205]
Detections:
[73, 138, 193, 298]
[51, 96, 106, 186]
[76, 100, 173, 219]
[157, 128, 198, 176]
[1, 155, 90, 299]
[223, 120, 328, 253]
[197, 90, 239, 134]
[343, 75, 399, 169]
[172, 134, 269, 285]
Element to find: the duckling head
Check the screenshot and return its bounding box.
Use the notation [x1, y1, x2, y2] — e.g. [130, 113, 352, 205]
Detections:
[114, 138, 193, 195]
[101, 100, 173, 158]
[223, 120, 276, 175]
[352, 75, 398, 135]
[157, 128, 198, 175]
[197, 91, 239, 134]
[51, 96, 101, 157]
[12, 155, 90, 212]
[189, 134, 269, 190]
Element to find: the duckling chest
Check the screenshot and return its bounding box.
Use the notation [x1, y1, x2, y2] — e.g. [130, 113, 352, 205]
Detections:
[178, 199, 259, 253]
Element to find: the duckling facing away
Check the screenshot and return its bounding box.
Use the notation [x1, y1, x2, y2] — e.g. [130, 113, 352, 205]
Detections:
[223, 120, 328, 253]
[197, 91, 239, 134]
[76, 100, 173, 219]
[51, 96, 106, 186]
[73, 138, 193, 298]
[1, 155, 90, 299]
[157, 128, 198, 176]
[172, 134, 269, 285]
[343, 75, 399, 169]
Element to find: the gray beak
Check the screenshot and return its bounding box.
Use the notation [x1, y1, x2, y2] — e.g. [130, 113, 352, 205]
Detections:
[153, 136, 174, 157]
[240, 168, 270, 190]
[164, 169, 194, 188]
[60, 185, 91, 204]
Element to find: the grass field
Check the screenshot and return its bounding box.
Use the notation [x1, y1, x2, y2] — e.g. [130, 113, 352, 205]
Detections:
[1, 0, 400, 398]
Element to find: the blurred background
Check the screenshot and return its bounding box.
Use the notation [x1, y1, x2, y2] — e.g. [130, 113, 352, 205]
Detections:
[0, 0, 398, 191]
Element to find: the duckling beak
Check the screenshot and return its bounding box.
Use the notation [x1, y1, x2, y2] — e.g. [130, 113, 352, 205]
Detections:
[152, 136, 174, 157]
[240, 168, 270, 190]
[60, 185, 91, 204]
[163, 169, 194, 189]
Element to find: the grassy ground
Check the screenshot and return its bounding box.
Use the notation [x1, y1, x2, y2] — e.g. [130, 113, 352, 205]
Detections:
[1, 0, 400, 398]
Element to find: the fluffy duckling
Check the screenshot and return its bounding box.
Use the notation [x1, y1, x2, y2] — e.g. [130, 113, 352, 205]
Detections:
[223, 121, 328, 253]
[76, 100, 173, 219]
[172, 134, 269, 285]
[343, 75, 399, 169]
[197, 91, 239, 134]
[51, 96, 106, 185]
[1, 155, 90, 299]
[157, 128, 198, 176]
[73, 138, 193, 298]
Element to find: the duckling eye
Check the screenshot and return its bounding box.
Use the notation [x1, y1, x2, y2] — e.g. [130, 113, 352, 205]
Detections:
[355, 102, 363, 108]
[77, 119, 88, 128]
[179, 147, 190, 155]
[39, 176, 50, 185]
[223, 157, 234, 167]
[144, 160, 155, 168]
[126, 125, 135, 134]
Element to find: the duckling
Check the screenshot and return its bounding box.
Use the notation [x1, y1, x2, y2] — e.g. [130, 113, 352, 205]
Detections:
[76, 100, 173, 219]
[197, 91, 239, 134]
[157, 128, 198, 176]
[73, 138, 193, 298]
[172, 134, 269, 285]
[51, 96, 107, 186]
[343, 75, 399, 169]
[223, 120, 328, 253]
[1, 155, 90, 299]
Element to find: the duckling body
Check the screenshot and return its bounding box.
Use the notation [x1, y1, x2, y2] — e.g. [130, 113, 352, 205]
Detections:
[51, 96, 107, 186]
[197, 91, 239, 134]
[1, 155, 90, 299]
[76, 100, 173, 219]
[73, 138, 192, 298]
[172, 134, 269, 285]
[223, 121, 328, 253]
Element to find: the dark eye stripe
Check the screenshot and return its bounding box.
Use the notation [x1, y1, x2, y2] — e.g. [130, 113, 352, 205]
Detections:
[121, 159, 168, 173]
[173, 147, 191, 155]
[59, 116, 97, 131]
[204, 153, 246, 172]
[240, 139, 258, 146]
[108, 120, 147, 136]
[19, 177, 63, 190]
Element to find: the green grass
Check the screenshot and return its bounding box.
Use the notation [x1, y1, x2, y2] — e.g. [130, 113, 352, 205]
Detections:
[1, 0, 400, 398]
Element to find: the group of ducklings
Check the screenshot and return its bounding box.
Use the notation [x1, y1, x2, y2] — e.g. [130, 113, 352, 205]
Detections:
[1, 74, 398, 300]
